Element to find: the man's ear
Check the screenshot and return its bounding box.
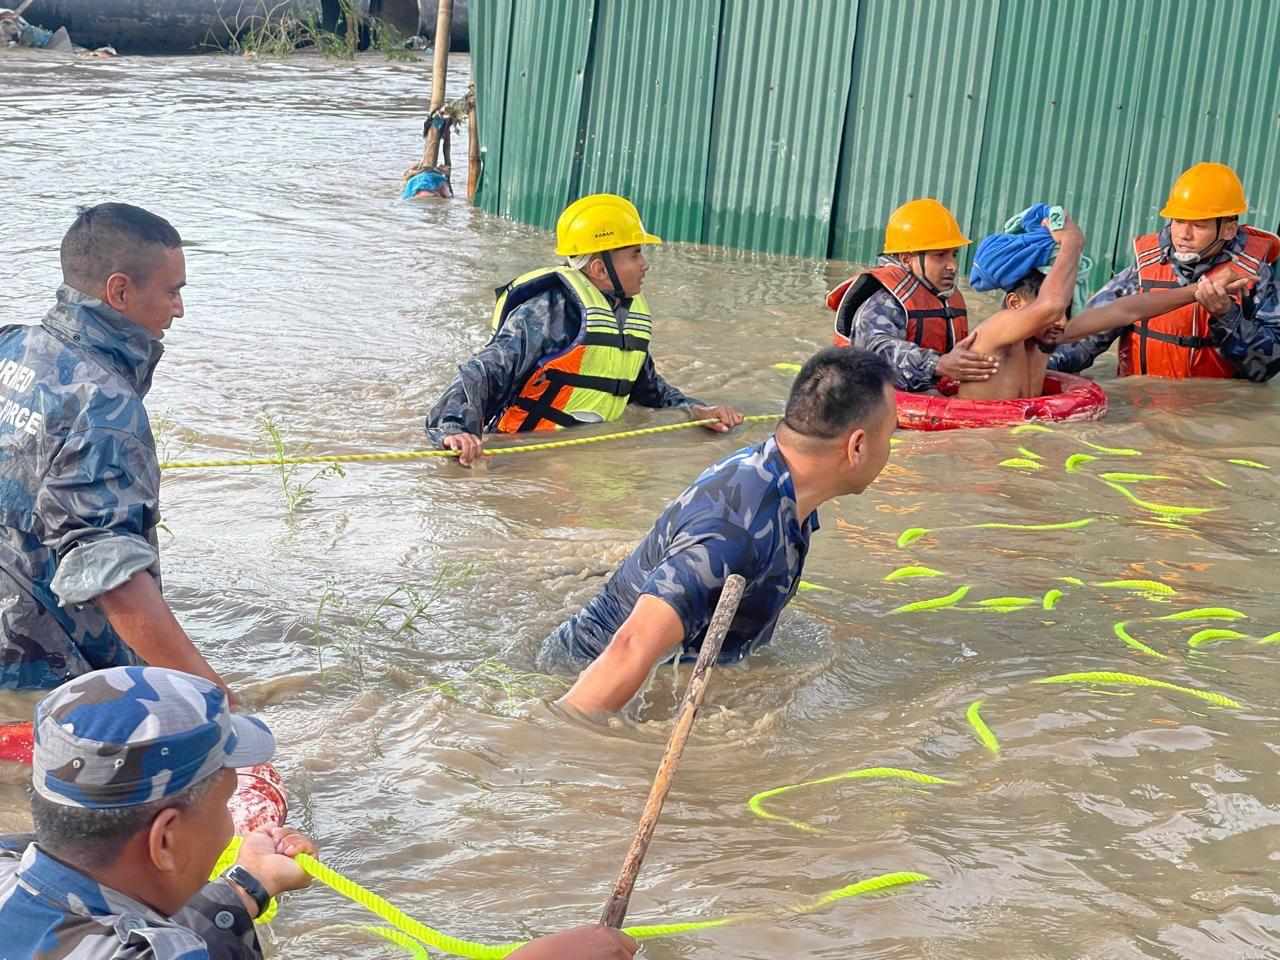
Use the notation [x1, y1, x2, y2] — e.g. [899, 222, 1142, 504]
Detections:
[147, 806, 182, 874]
[103, 272, 130, 311]
[845, 427, 867, 467]
[1221, 219, 1240, 242]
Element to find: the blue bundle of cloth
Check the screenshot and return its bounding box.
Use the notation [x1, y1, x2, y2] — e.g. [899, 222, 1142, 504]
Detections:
[968, 202, 1063, 292]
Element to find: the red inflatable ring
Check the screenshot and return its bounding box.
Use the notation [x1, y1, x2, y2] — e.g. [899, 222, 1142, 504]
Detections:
[895, 371, 1107, 431]
[0, 721, 287, 833]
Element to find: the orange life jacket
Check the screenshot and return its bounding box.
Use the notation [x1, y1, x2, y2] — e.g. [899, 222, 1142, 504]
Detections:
[1117, 225, 1280, 379]
[826, 263, 967, 352]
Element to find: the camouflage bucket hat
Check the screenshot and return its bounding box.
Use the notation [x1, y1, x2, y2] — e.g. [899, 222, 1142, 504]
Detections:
[32, 666, 275, 810]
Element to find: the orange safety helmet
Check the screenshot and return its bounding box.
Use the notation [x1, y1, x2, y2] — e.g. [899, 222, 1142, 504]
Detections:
[883, 198, 971, 254]
[1159, 162, 1247, 221]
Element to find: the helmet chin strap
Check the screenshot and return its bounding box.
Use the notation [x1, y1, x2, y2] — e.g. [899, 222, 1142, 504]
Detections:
[914, 253, 954, 297]
[601, 250, 628, 301]
[1173, 217, 1227, 265]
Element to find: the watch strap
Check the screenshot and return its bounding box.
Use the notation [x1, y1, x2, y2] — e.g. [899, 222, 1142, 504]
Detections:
[225, 864, 271, 915]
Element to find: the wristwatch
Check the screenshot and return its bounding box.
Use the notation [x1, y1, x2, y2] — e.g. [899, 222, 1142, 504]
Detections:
[224, 864, 271, 915]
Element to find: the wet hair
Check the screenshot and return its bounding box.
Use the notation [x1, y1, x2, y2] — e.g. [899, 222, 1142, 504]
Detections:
[783, 347, 894, 440]
[31, 775, 216, 870]
[59, 203, 182, 291]
[1006, 268, 1073, 319]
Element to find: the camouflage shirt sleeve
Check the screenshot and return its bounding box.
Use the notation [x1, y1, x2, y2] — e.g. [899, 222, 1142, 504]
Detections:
[169, 880, 262, 960]
[628, 355, 702, 409]
[850, 290, 939, 392]
[1048, 268, 1138, 373]
[1209, 261, 1280, 382]
[424, 290, 577, 444]
[38, 427, 160, 607]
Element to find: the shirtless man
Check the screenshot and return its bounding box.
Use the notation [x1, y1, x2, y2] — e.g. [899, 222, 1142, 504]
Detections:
[959, 217, 1239, 400]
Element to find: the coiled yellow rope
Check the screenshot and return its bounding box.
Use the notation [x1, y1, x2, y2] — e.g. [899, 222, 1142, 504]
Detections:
[159, 416, 781, 471]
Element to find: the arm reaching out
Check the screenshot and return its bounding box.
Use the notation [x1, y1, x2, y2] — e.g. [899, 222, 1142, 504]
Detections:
[558, 595, 686, 716]
[971, 217, 1086, 352]
[1059, 277, 1248, 343]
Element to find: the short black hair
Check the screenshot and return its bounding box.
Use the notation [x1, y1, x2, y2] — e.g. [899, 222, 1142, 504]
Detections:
[783, 347, 894, 439]
[60, 203, 183, 291]
[1007, 268, 1074, 318]
[31, 775, 215, 870]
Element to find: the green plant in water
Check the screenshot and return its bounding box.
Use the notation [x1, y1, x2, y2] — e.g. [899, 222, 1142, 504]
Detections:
[208, 0, 420, 61]
[256, 412, 345, 515]
[311, 565, 476, 685]
[417, 658, 551, 712]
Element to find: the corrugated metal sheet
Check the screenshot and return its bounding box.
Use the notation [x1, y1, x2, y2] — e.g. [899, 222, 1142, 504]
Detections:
[490, 0, 595, 227]
[971, 0, 1147, 294]
[573, 0, 721, 242]
[1117, 2, 1280, 265]
[829, 0, 999, 264]
[474, 0, 1280, 273]
[470, 0, 513, 212]
[702, 0, 861, 257]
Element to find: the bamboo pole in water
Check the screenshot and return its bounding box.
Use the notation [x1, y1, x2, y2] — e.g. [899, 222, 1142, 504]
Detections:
[466, 87, 479, 200]
[421, 0, 454, 169]
[599, 574, 745, 929]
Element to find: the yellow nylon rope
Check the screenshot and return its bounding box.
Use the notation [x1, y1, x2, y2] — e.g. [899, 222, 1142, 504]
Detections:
[159, 416, 781, 471]
[286, 852, 927, 958]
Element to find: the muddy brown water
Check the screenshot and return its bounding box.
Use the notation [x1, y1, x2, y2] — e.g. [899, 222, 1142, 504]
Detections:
[2, 50, 1279, 959]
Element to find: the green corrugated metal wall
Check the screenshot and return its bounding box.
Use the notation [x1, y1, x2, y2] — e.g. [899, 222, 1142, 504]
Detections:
[474, 0, 1280, 291]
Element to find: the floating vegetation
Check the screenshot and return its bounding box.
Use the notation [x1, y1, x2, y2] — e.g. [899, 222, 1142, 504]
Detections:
[257, 412, 345, 515]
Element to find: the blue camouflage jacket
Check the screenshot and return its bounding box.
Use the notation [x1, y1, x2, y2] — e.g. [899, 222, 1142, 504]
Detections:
[424, 283, 700, 443]
[0, 286, 164, 688]
[1050, 226, 1280, 381]
[543, 435, 819, 665]
[0, 838, 260, 959]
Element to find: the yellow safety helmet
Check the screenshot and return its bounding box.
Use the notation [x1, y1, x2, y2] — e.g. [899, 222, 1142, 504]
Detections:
[554, 193, 663, 257]
[883, 198, 970, 254]
[1159, 162, 1247, 220]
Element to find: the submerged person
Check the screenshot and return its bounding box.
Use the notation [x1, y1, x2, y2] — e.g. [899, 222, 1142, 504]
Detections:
[425, 193, 742, 466]
[542, 348, 897, 717]
[1050, 162, 1280, 381]
[828, 198, 999, 391]
[959, 215, 1243, 401]
[0, 666, 637, 960]
[0, 204, 232, 696]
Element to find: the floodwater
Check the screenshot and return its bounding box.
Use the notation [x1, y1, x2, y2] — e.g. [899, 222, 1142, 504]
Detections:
[3, 50, 1280, 960]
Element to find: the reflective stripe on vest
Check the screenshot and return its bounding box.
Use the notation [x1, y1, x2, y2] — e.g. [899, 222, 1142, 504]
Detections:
[1119, 226, 1280, 378]
[490, 267, 652, 432]
[826, 263, 967, 352]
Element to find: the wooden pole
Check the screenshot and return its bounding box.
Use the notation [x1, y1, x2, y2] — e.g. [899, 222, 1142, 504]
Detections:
[599, 574, 746, 929]
[421, 0, 454, 169]
[466, 87, 479, 201]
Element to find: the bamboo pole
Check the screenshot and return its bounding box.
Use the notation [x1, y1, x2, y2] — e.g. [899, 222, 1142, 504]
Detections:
[466, 87, 479, 201]
[420, 0, 454, 169]
[599, 574, 746, 929]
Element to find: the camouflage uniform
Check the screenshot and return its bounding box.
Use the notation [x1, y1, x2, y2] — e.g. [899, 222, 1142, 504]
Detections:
[851, 258, 944, 392]
[541, 435, 819, 666]
[1050, 226, 1280, 381]
[424, 284, 700, 443]
[0, 666, 277, 959]
[0, 285, 165, 689]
